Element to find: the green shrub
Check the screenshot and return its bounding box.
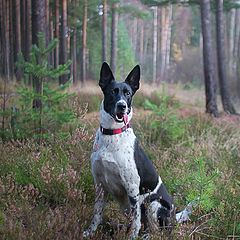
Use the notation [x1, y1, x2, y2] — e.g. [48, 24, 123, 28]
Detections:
[13, 83, 76, 140]
[142, 94, 186, 147]
[1, 33, 76, 142]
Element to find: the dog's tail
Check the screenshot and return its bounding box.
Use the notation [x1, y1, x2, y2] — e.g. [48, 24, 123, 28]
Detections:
[175, 197, 199, 223]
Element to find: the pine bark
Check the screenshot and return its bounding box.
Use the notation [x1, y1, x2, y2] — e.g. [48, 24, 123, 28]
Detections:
[153, 6, 158, 84]
[14, 0, 21, 59]
[165, 4, 172, 81]
[139, 20, 144, 65]
[200, 0, 218, 117]
[110, 3, 119, 76]
[228, 8, 235, 76]
[9, 0, 14, 77]
[216, 0, 236, 114]
[59, 0, 68, 85]
[14, 0, 22, 81]
[49, 5, 54, 65]
[32, 0, 45, 109]
[233, 10, 240, 76]
[160, 6, 167, 82]
[54, 0, 60, 68]
[0, 0, 3, 76]
[132, 18, 138, 54]
[159, 4, 172, 83]
[71, 0, 77, 84]
[102, 0, 107, 62]
[45, 0, 50, 46]
[5, 0, 10, 80]
[81, 0, 87, 83]
[25, 0, 31, 62]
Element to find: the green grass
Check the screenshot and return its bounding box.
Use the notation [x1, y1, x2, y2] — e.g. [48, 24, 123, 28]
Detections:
[0, 91, 240, 239]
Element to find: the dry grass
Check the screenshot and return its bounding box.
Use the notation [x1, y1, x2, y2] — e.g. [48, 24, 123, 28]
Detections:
[0, 84, 240, 239]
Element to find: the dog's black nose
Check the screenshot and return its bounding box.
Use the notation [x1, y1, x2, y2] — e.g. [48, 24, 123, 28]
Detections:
[117, 102, 127, 111]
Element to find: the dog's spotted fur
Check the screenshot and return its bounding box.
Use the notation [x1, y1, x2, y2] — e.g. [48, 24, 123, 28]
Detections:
[83, 63, 174, 239]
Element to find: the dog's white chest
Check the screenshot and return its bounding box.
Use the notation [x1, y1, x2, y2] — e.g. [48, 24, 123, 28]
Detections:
[91, 128, 140, 204]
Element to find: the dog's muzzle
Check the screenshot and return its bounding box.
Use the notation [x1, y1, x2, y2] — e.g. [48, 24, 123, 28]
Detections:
[114, 100, 129, 124]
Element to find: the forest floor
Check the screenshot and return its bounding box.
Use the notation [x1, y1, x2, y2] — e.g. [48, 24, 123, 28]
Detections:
[0, 83, 240, 239]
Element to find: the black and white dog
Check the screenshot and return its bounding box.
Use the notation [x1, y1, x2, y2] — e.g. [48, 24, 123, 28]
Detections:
[84, 63, 191, 238]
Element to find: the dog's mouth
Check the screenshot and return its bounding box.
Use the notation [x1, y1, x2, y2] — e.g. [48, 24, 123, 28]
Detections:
[115, 112, 128, 124]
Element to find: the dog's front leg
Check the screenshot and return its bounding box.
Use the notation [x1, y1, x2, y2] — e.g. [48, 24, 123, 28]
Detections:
[128, 195, 141, 239]
[83, 184, 106, 238]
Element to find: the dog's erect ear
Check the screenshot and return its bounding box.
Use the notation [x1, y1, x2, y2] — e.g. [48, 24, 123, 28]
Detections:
[99, 62, 114, 90]
[125, 65, 140, 94]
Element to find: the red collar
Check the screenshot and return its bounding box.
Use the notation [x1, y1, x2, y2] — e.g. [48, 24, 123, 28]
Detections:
[100, 123, 131, 135]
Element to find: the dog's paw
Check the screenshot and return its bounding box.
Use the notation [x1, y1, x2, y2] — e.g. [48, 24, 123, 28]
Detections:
[83, 229, 91, 238]
[141, 233, 150, 240]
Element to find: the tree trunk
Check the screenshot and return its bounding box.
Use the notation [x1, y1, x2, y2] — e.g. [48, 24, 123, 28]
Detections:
[0, 0, 3, 76]
[81, 0, 87, 83]
[200, 0, 218, 117]
[14, 0, 22, 81]
[132, 18, 138, 54]
[165, 3, 172, 81]
[5, 0, 10, 81]
[233, 10, 240, 77]
[102, 0, 107, 62]
[153, 6, 158, 84]
[159, 4, 172, 83]
[45, 0, 50, 46]
[160, 6, 166, 83]
[32, 0, 45, 109]
[139, 19, 144, 65]
[20, 0, 26, 57]
[228, 8, 235, 76]
[49, 5, 54, 65]
[71, 0, 77, 84]
[59, 0, 68, 85]
[110, 3, 118, 76]
[14, 0, 21, 61]
[54, 0, 60, 68]
[216, 0, 236, 114]
[25, 0, 31, 62]
[9, 0, 14, 77]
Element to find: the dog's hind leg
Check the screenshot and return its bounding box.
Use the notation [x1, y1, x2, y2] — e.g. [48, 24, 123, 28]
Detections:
[83, 185, 106, 237]
[146, 199, 172, 233]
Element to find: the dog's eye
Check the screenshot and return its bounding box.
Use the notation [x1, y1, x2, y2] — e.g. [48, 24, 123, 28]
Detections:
[124, 90, 130, 96]
[111, 88, 119, 95]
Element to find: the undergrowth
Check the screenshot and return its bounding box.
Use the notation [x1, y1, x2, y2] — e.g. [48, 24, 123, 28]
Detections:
[0, 91, 239, 239]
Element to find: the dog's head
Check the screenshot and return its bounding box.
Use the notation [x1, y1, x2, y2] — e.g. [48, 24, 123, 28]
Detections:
[99, 62, 140, 123]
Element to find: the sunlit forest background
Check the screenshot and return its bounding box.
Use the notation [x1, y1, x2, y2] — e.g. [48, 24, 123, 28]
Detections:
[0, 0, 240, 239]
